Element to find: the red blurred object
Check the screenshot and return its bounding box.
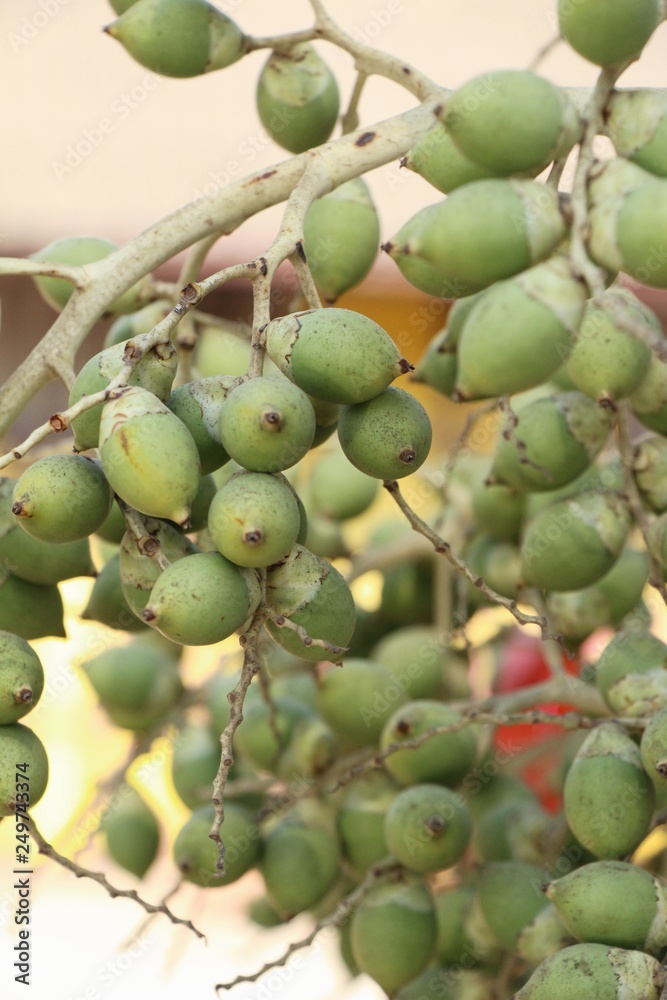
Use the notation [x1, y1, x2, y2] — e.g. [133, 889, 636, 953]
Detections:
[491, 630, 580, 812]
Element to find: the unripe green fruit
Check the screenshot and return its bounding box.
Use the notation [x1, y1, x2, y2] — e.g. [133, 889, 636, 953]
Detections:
[592, 180, 667, 289]
[256, 43, 339, 154]
[102, 784, 159, 878]
[171, 725, 220, 809]
[100, 386, 201, 526]
[433, 884, 476, 966]
[563, 722, 655, 859]
[547, 588, 612, 644]
[193, 321, 255, 377]
[303, 178, 380, 302]
[546, 860, 667, 953]
[174, 803, 260, 887]
[264, 307, 410, 404]
[142, 552, 256, 645]
[338, 386, 432, 481]
[0, 529, 94, 586]
[12, 455, 112, 543]
[633, 436, 667, 511]
[106, 0, 245, 78]
[473, 799, 550, 864]
[119, 518, 195, 618]
[403, 121, 497, 194]
[371, 625, 448, 700]
[394, 179, 566, 296]
[170, 473, 216, 534]
[380, 700, 478, 787]
[640, 708, 667, 790]
[491, 391, 612, 493]
[513, 942, 666, 999]
[350, 876, 437, 995]
[104, 299, 171, 349]
[166, 376, 234, 475]
[261, 804, 340, 916]
[94, 500, 127, 544]
[595, 630, 667, 701]
[384, 783, 472, 873]
[605, 668, 667, 718]
[32, 235, 140, 314]
[69, 337, 177, 451]
[337, 771, 399, 875]
[443, 70, 580, 175]
[0, 631, 44, 725]
[630, 344, 667, 437]
[265, 544, 355, 661]
[308, 449, 378, 521]
[471, 480, 525, 542]
[412, 292, 485, 397]
[648, 512, 667, 579]
[81, 553, 148, 633]
[393, 965, 459, 1000]
[234, 696, 310, 772]
[454, 257, 587, 400]
[595, 545, 650, 623]
[248, 897, 285, 929]
[566, 289, 653, 401]
[464, 535, 522, 602]
[520, 491, 631, 591]
[516, 903, 574, 966]
[607, 90, 667, 178]
[218, 377, 315, 473]
[208, 471, 301, 568]
[276, 714, 338, 781]
[316, 658, 409, 749]
[0, 723, 49, 816]
[83, 636, 183, 731]
[558, 0, 660, 67]
[0, 574, 65, 640]
[383, 203, 463, 297]
[477, 861, 548, 951]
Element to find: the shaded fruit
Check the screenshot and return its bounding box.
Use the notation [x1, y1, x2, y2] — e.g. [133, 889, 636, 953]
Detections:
[264, 307, 409, 404]
[412, 292, 485, 397]
[338, 387, 432, 481]
[81, 553, 148, 632]
[0, 528, 94, 586]
[594, 629, 667, 701]
[303, 178, 380, 301]
[563, 722, 655, 859]
[307, 449, 378, 520]
[516, 903, 574, 965]
[12, 455, 113, 543]
[337, 771, 399, 875]
[371, 625, 449, 700]
[118, 518, 195, 618]
[32, 235, 140, 314]
[208, 471, 301, 568]
[276, 714, 338, 781]
[102, 784, 159, 878]
[218, 377, 315, 473]
[477, 861, 548, 951]
[403, 121, 497, 194]
[174, 803, 260, 887]
[0, 723, 49, 816]
[433, 884, 476, 966]
[592, 180, 667, 289]
[100, 386, 201, 526]
[94, 500, 127, 544]
[606, 89, 667, 178]
[141, 551, 256, 645]
[166, 376, 234, 475]
[383, 203, 464, 298]
[350, 875, 437, 995]
[171, 724, 220, 808]
[256, 43, 339, 154]
[380, 700, 478, 787]
[640, 708, 667, 790]
[558, 0, 660, 67]
[104, 299, 171, 349]
[261, 802, 340, 916]
[0, 631, 44, 725]
[0, 573, 65, 640]
[633, 436, 667, 511]
[106, 0, 245, 78]
[384, 783, 472, 873]
[471, 480, 525, 542]
[234, 696, 311, 772]
[265, 544, 355, 661]
[316, 658, 409, 749]
[513, 942, 665, 999]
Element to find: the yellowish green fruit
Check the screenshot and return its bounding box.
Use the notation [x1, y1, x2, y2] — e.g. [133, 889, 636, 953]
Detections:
[0, 631, 44, 725]
[595, 630, 667, 701]
[261, 802, 340, 916]
[32, 235, 141, 314]
[337, 772, 400, 875]
[338, 387, 432, 480]
[433, 884, 477, 966]
[166, 376, 235, 474]
[412, 292, 485, 397]
[118, 518, 195, 618]
[174, 803, 260, 887]
[256, 43, 339, 154]
[371, 625, 448, 701]
[316, 658, 409, 749]
[513, 942, 665, 999]
[208, 471, 301, 568]
[383, 783, 472, 873]
[640, 708, 667, 790]
[308, 449, 379, 520]
[606, 89, 667, 178]
[477, 861, 549, 951]
[383, 203, 464, 298]
[558, 0, 660, 67]
[403, 121, 498, 194]
[104, 299, 171, 349]
[11, 455, 112, 543]
[0, 723, 49, 816]
[81, 552, 148, 633]
[633, 436, 667, 511]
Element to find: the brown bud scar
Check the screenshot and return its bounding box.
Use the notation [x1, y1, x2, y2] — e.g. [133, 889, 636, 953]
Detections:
[295, 241, 307, 262]
[399, 448, 417, 464]
[11, 502, 28, 517]
[138, 536, 159, 557]
[262, 410, 282, 429]
[15, 688, 33, 704]
[398, 358, 415, 374]
[380, 241, 393, 254]
[396, 720, 411, 735]
[656, 761, 667, 777]
[244, 531, 263, 546]
[425, 816, 446, 835]
[181, 282, 201, 304]
[49, 414, 68, 432]
[142, 609, 157, 622]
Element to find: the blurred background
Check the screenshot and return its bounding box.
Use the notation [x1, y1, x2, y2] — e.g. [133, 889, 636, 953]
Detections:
[0, 2, 666, 998]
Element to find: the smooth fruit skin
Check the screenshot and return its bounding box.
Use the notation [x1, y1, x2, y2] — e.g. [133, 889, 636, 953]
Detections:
[380, 700, 478, 787]
[350, 876, 437, 995]
[607, 90, 667, 178]
[478, 862, 549, 951]
[337, 772, 400, 875]
[0, 631, 44, 725]
[102, 784, 160, 878]
[338, 387, 432, 480]
[256, 43, 339, 154]
[218, 377, 315, 473]
[0, 529, 94, 586]
[403, 121, 498, 194]
[0, 574, 65, 640]
[207, 472, 301, 568]
[558, 0, 660, 67]
[171, 724, 220, 809]
[545, 860, 667, 953]
[0, 723, 49, 816]
[118, 518, 195, 618]
[443, 70, 580, 175]
[142, 552, 255, 645]
[371, 625, 448, 700]
[261, 804, 341, 916]
[594, 630, 667, 701]
[174, 803, 260, 887]
[383, 784, 472, 873]
[640, 708, 667, 790]
[106, 0, 245, 78]
[308, 449, 378, 520]
[12, 455, 113, 544]
[166, 376, 234, 475]
[615, 182, 667, 289]
[316, 658, 409, 749]
[99, 386, 201, 527]
[563, 722, 655, 859]
[81, 553, 148, 633]
[303, 178, 380, 302]
[104, 299, 171, 349]
[513, 943, 666, 999]
[32, 235, 140, 314]
[264, 308, 409, 405]
[384, 203, 466, 298]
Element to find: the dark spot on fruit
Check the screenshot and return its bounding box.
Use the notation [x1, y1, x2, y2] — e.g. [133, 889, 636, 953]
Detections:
[398, 358, 414, 374]
[142, 609, 157, 622]
[399, 448, 416, 464]
[380, 241, 393, 254]
[425, 815, 446, 834]
[396, 719, 411, 735]
[356, 131, 376, 147]
[11, 501, 27, 517]
[15, 688, 33, 704]
[245, 531, 263, 545]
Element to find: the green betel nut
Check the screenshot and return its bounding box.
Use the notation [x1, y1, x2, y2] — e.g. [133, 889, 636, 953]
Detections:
[606, 89, 667, 178]
[442, 70, 580, 176]
[11, 455, 113, 544]
[81, 552, 148, 633]
[380, 700, 478, 787]
[167, 376, 235, 475]
[0, 723, 49, 816]
[641, 708, 667, 790]
[403, 121, 497, 194]
[260, 805, 340, 916]
[264, 307, 410, 404]
[303, 178, 380, 302]
[384, 203, 465, 298]
[315, 658, 409, 749]
[256, 43, 339, 154]
[105, 0, 245, 78]
[207, 472, 301, 568]
[99, 386, 201, 527]
[174, 804, 260, 887]
[218, 377, 316, 473]
[32, 235, 141, 315]
[119, 518, 195, 618]
[558, 0, 660, 67]
[0, 631, 44, 725]
[563, 722, 655, 859]
[477, 861, 549, 952]
[383, 784, 472, 873]
[513, 943, 666, 999]
[337, 387, 432, 480]
[308, 449, 378, 521]
[102, 784, 160, 879]
[0, 574, 65, 641]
